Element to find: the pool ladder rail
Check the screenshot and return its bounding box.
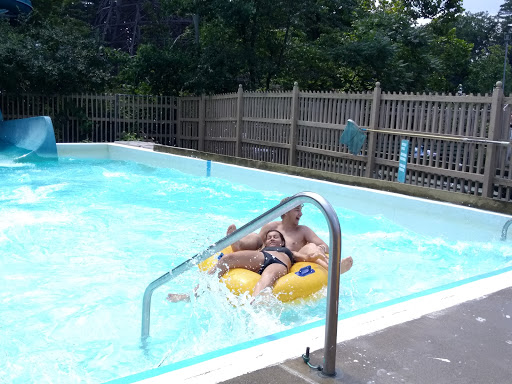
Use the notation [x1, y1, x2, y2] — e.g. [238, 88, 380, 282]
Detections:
[501, 219, 512, 241]
[141, 191, 343, 377]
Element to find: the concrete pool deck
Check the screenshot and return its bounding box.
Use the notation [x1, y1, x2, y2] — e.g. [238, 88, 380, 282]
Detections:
[219, 285, 512, 384]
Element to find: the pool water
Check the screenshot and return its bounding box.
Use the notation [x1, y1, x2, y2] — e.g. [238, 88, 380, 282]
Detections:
[1, 156, 511, 383]
[0, 141, 32, 163]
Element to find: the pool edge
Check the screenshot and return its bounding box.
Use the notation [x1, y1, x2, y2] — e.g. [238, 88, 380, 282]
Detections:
[109, 267, 512, 384]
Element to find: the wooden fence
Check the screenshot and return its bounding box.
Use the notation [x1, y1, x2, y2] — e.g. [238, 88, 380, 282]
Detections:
[2, 83, 512, 202]
[0, 93, 177, 145]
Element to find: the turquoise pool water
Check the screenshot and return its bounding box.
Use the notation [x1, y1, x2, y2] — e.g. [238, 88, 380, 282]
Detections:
[1, 155, 511, 383]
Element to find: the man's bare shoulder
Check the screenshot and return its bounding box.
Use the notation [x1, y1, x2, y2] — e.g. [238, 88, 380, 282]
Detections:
[297, 224, 324, 244]
[296, 224, 314, 233]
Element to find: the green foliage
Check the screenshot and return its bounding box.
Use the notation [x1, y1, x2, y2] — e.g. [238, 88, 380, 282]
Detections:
[466, 45, 512, 95]
[144, 0, 472, 94]
[111, 42, 199, 95]
[0, 0, 508, 96]
[498, 0, 512, 25]
[378, 0, 463, 21]
[328, 6, 433, 92]
[276, 34, 345, 91]
[119, 131, 141, 141]
[452, 12, 500, 59]
[53, 102, 92, 141]
[154, 0, 363, 92]
[425, 28, 472, 92]
[0, 3, 111, 94]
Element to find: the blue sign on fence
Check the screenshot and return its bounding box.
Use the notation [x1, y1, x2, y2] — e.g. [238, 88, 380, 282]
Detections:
[398, 139, 409, 183]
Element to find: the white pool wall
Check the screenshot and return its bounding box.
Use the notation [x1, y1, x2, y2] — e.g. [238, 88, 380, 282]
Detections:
[57, 143, 510, 242]
[58, 143, 208, 176]
[210, 160, 507, 241]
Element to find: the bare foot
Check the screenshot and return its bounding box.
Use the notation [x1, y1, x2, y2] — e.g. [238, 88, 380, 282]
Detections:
[226, 224, 237, 236]
[166, 293, 191, 303]
[340, 256, 353, 275]
[227, 224, 242, 251]
[226, 224, 262, 252]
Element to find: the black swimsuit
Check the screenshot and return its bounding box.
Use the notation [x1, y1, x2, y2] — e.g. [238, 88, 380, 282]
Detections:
[258, 246, 294, 275]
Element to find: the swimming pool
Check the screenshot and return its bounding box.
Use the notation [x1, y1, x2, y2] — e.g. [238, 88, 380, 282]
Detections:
[2, 143, 511, 383]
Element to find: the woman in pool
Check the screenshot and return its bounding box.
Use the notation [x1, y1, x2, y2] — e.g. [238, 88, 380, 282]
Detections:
[167, 229, 327, 302]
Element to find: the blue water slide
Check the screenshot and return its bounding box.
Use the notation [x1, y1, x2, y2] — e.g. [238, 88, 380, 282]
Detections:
[0, 111, 58, 161]
[0, 0, 32, 16]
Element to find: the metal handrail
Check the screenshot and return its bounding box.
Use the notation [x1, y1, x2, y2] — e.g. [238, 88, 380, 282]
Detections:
[501, 219, 512, 240]
[140, 191, 342, 376]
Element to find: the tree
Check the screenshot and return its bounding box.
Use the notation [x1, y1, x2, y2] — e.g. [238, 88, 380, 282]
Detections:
[159, 0, 362, 92]
[324, 4, 434, 92]
[2, 0, 502, 96]
[498, 0, 512, 26]
[466, 45, 512, 94]
[114, 41, 202, 95]
[0, 2, 113, 94]
[452, 11, 500, 59]
[425, 28, 472, 92]
[378, 0, 463, 21]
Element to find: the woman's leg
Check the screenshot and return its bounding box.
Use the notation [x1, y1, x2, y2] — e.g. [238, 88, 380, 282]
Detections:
[253, 263, 288, 297]
[299, 243, 323, 256]
[168, 250, 263, 302]
[208, 250, 264, 278]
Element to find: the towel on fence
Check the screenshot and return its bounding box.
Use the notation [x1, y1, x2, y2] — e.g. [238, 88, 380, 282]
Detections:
[340, 119, 366, 155]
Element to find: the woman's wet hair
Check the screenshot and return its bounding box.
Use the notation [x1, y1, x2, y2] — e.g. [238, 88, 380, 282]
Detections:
[265, 229, 286, 246]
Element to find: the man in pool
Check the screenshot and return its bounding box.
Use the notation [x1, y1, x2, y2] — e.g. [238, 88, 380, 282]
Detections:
[227, 196, 353, 274]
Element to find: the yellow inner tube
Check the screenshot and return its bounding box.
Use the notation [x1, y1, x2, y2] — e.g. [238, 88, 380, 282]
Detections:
[198, 246, 328, 303]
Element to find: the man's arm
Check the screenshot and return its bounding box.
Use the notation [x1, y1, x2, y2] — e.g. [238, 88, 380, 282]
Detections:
[302, 226, 329, 253]
[258, 221, 278, 242]
[292, 250, 329, 269]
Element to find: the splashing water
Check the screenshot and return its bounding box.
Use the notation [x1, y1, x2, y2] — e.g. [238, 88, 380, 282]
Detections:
[1, 157, 510, 383]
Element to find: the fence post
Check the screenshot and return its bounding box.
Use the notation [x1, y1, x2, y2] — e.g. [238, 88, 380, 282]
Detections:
[365, 82, 381, 178]
[482, 81, 504, 198]
[114, 94, 119, 141]
[236, 84, 243, 157]
[288, 82, 299, 166]
[198, 94, 205, 151]
[176, 97, 182, 147]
